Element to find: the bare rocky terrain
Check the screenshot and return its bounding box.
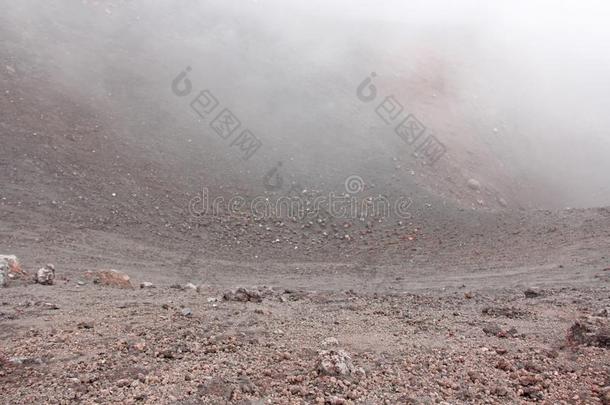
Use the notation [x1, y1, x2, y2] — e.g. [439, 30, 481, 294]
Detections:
[1, 2, 610, 404]
[1, 261, 609, 404]
[1, 205, 608, 404]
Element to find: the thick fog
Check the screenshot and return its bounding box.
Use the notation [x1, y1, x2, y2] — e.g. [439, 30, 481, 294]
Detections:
[3, 0, 610, 208]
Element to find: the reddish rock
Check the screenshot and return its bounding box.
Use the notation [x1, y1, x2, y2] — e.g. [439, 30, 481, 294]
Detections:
[84, 269, 133, 289]
[567, 318, 610, 348]
[0, 255, 27, 285]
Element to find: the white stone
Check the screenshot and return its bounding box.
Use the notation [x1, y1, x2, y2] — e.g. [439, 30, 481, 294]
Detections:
[35, 264, 55, 285]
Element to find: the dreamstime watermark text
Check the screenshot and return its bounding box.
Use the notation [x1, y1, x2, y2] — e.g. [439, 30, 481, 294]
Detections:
[189, 176, 412, 220]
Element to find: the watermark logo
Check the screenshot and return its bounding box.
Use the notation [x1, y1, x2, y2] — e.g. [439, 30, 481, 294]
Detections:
[356, 72, 447, 166]
[171, 67, 263, 161]
[344, 175, 365, 194]
[262, 162, 284, 192]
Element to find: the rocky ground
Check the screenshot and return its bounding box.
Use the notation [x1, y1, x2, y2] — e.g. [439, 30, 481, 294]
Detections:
[1, 248, 609, 404]
[1, 4, 610, 403]
[1, 193, 609, 405]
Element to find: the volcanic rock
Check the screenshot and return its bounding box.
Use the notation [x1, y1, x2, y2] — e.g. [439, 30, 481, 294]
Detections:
[84, 269, 133, 289]
[35, 264, 55, 285]
[223, 287, 265, 303]
[317, 350, 354, 377]
[467, 179, 481, 191]
[0, 255, 25, 286]
[0, 261, 7, 288]
[567, 318, 610, 348]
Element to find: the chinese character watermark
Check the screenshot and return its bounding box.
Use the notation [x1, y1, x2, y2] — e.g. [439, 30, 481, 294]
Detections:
[171, 66, 263, 161]
[356, 72, 447, 166]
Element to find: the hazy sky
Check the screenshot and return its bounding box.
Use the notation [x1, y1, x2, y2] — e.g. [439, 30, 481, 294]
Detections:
[3, 0, 609, 207]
